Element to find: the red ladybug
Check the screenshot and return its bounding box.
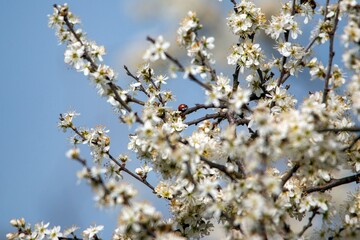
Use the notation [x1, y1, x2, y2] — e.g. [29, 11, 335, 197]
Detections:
[178, 104, 188, 112]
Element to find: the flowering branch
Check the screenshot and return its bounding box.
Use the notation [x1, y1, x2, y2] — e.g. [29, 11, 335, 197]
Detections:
[277, 0, 297, 87]
[123, 65, 150, 97]
[60, 114, 156, 193]
[11, 1, 360, 239]
[54, 4, 144, 122]
[279, 34, 319, 85]
[71, 153, 110, 196]
[146, 36, 211, 91]
[183, 103, 227, 115]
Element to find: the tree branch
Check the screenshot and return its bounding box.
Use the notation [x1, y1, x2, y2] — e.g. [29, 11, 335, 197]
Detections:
[62, 117, 156, 193]
[185, 112, 226, 126]
[183, 103, 227, 115]
[72, 155, 110, 195]
[281, 163, 300, 188]
[318, 127, 360, 132]
[304, 173, 360, 194]
[124, 65, 150, 98]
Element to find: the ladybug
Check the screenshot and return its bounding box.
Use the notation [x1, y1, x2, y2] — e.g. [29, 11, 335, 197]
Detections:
[178, 104, 188, 112]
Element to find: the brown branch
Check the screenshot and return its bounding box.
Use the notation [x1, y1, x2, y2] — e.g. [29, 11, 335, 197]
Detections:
[59, 238, 82, 240]
[123, 65, 150, 97]
[235, 118, 250, 126]
[280, 34, 318, 85]
[322, 1, 341, 104]
[185, 112, 226, 126]
[200, 156, 236, 181]
[304, 173, 360, 194]
[232, 64, 240, 94]
[318, 127, 360, 132]
[281, 163, 300, 188]
[230, 0, 237, 8]
[183, 103, 227, 115]
[298, 209, 318, 237]
[147, 68, 165, 105]
[72, 155, 110, 195]
[273, 163, 301, 201]
[106, 153, 155, 192]
[346, 135, 360, 151]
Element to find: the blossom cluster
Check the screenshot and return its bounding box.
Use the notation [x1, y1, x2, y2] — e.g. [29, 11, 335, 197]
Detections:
[8, 0, 360, 239]
[226, 0, 265, 37]
[6, 218, 103, 240]
[176, 11, 216, 80]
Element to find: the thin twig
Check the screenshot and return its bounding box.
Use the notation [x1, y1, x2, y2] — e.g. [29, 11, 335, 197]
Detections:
[124, 65, 150, 97]
[185, 112, 226, 126]
[345, 135, 360, 151]
[277, 0, 297, 87]
[232, 64, 240, 94]
[280, 34, 318, 85]
[281, 163, 300, 188]
[322, 1, 341, 104]
[148, 68, 165, 105]
[64, 119, 156, 193]
[73, 155, 110, 195]
[200, 157, 236, 181]
[318, 127, 360, 132]
[298, 210, 318, 237]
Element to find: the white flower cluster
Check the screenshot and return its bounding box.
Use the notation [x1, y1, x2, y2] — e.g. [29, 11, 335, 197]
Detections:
[58, 111, 79, 131]
[114, 202, 185, 240]
[266, 13, 302, 40]
[227, 40, 263, 73]
[226, 0, 265, 37]
[143, 35, 170, 62]
[7, 218, 103, 240]
[177, 11, 216, 79]
[9, 1, 360, 240]
[48, 4, 137, 114]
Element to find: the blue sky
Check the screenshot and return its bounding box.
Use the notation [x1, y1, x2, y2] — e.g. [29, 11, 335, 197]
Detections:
[0, 0, 349, 239]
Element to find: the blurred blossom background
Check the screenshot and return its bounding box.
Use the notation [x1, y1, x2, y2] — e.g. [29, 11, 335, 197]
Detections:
[0, 0, 352, 239]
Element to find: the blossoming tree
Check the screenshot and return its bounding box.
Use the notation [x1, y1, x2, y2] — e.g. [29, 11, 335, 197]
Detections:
[7, 0, 360, 239]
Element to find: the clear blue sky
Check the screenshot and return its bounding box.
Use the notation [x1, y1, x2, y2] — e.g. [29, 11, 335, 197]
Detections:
[0, 0, 346, 239]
